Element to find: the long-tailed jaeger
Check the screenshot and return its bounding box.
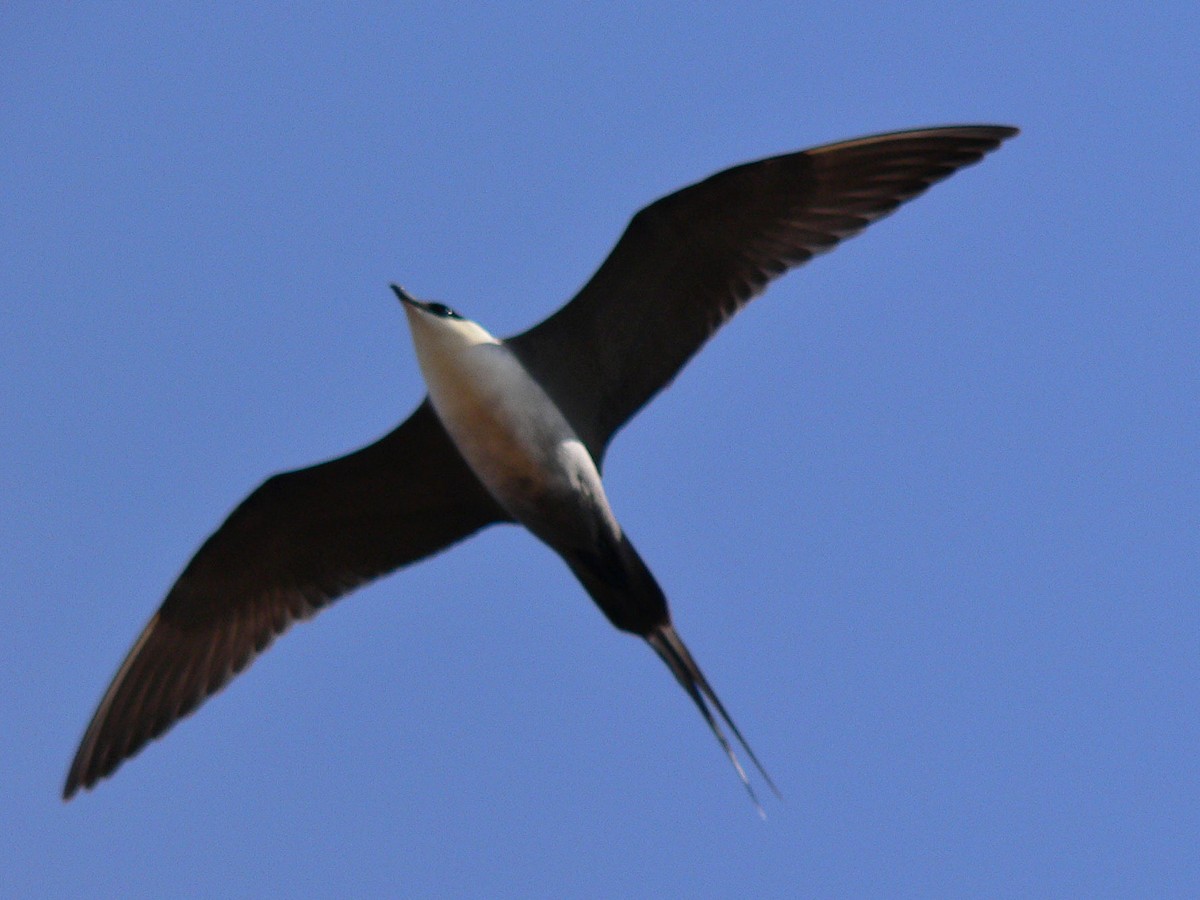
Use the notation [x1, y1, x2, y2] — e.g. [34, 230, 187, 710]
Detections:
[65, 125, 1018, 811]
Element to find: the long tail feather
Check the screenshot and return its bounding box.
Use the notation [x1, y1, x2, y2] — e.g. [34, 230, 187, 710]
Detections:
[646, 623, 778, 816]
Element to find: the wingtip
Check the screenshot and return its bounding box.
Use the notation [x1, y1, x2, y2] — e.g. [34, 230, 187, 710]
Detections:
[62, 764, 89, 801]
[982, 124, 1020, 143]
[62, 747, 103, 801]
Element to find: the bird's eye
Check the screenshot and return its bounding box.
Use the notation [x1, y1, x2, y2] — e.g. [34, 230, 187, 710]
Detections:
[427, 303, 461, 319]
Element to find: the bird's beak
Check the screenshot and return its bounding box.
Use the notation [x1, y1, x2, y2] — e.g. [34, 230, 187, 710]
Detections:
[391, 284, 420, 309]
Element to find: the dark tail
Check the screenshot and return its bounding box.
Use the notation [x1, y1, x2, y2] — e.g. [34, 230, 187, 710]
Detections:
[562, 530, 777, 813]
[647, 623, 779, 817]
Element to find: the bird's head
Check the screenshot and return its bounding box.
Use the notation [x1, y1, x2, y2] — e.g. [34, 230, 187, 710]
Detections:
[391, 284, 500, 351]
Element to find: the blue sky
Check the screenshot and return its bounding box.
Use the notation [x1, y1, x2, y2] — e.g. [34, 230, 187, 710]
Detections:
[3, 4, 1196, 897]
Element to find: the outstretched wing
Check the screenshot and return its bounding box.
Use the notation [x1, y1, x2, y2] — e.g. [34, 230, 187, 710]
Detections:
[509, 125, 1017, 457]
[64, 400, 509, 798]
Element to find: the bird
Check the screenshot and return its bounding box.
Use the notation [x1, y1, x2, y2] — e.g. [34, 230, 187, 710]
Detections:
[64, 124, 1018, 809]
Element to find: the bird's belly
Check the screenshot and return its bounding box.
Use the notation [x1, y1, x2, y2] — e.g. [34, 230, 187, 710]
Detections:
[423, 353, 609, 544]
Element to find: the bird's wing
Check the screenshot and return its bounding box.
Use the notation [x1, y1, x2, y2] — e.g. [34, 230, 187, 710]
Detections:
[508, 125, 1017, 458]
[64, 400, 510, 798]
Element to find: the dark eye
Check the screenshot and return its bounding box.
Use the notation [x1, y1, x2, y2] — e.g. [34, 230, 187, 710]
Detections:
[427, 303, 461, 319]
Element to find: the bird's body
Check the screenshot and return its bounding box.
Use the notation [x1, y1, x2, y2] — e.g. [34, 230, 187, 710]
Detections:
[64, 124, 1018, 806]
[398, 288, 767, 802]
[404, 301, 613, 557]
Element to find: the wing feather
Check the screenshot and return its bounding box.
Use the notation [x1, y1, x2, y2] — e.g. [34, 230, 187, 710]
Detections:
[64, 401, 509, 798]
[510, 125, 1018, 457]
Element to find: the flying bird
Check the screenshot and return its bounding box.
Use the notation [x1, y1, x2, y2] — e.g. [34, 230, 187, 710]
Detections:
[65, 125, 1018, 809]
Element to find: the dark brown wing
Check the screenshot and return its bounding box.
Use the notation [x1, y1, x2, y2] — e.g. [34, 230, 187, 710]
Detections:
[508, 125, 1017, 457]
[64, 400, 509, 798]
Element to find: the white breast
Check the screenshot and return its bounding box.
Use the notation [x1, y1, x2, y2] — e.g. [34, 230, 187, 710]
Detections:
[414, 334, 611, 540]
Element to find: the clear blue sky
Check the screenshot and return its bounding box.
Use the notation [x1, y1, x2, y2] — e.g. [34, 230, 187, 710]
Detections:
[3, 4, 1195, 897]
